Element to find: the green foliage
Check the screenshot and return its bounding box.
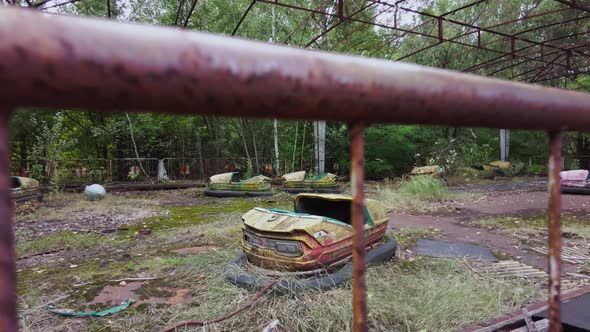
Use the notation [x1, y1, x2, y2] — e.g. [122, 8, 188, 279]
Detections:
[375, 175, 466, 213]
[49, 169, 69, 193]
[365, 125, 420, 179]
[9, 0, 590, 184]
[459, 143, 494, 167]
[526, 164, 547, 176]
[398, 176, 450, 202]
[245, 159, 253, 179]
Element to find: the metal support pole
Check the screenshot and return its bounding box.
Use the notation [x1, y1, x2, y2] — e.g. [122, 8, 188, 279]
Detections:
[350, 122, 367, 332]
[0, 108, 17, 332]
[548, 130, 563, 332]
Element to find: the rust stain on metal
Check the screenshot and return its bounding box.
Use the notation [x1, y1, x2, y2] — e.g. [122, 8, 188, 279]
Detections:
[350, 122, 367, 332]
[547, 131, 563, 332]
[1, 8, 590, 130]
[0, 109, 17, 332]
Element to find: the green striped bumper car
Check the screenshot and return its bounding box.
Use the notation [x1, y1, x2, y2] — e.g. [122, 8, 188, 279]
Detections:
[282, 171, 340, 194]
[204, 172, 273, 197]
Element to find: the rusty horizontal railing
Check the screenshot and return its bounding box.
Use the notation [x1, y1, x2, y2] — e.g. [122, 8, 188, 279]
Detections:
[2, 8, 590, 130]
[1, 7, 590, 332]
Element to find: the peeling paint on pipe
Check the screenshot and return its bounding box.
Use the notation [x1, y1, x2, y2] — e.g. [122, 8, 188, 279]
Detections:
[1, 8, 590, 130]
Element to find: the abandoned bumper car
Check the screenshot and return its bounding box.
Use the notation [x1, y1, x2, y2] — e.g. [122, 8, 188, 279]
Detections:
[560, 169, 590, 195]
[11, 176, 43, 203]
[281, 171, 340, 194]
[224, 194, 397, 292]
[204, 172, 273, 197]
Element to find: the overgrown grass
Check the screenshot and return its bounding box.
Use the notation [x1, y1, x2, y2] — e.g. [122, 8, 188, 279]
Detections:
[375, 176, 466, 213]
[474, 214, 590, 238]
[393, 227, 439, 247]
[16, 231, 102, 258]
[18, 192, 540, 332]
[17, 192, 160, 223]
[72, 257, 542, 332]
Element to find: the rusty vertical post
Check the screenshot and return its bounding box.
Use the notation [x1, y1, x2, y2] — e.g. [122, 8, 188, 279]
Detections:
[350, 122, 368, 332]
[0, 108, 17, 332]
[548, 130, 563, 332]
[511, 35, 516, 58]
[338, 0, 344, 21]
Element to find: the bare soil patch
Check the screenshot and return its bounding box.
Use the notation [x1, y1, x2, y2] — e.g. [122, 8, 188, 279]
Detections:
[389, 185, 590, 274]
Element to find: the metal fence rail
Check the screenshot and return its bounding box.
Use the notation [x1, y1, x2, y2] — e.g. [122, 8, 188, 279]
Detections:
[2, 7, 590, 332]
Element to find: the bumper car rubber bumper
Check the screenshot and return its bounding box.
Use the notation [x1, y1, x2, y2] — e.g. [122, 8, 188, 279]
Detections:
[223, 234, 397, 292]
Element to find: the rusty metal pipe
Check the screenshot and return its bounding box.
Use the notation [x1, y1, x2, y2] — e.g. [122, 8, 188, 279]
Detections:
[0, 109, 17, 332]
[2, 8, 590, 130]
[547, 131, 563, 332]
[350, 122, 367, 332]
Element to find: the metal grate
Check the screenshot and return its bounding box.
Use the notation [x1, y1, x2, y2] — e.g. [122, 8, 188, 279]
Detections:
[470, 260, 582, 290]
[529, 244, 590, 265]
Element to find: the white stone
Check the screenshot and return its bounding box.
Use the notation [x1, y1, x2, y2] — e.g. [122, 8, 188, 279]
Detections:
[84, 184, 107, 201]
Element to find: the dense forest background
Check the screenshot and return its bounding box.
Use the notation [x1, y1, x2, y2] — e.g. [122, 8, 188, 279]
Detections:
[8, 0, 590, 183]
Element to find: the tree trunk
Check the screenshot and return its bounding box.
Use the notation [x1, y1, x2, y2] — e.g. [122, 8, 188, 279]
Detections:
[195, 125, 204, 180]
[236, 119, 251, 166]
[273, 119, 280, 176]
[577, 133, 590, 169]
[292, 121, 299, 171]
[313, 121, 326, 174]
[301, 122, 306, 170]
[249, 120, 260, 175]
[125, 112, 148, 178]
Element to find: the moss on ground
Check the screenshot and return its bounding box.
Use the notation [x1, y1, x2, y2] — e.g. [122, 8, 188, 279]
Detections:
[393, 227, 440, 247]
[16, 231, 103, 258]
[18, 193, 544, 332]
[120, 198, 289, 233]
[474, 214, 590, 238]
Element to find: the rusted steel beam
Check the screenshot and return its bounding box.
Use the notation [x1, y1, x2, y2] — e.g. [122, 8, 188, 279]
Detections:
[463, 22, 590, 73]
[0, 109, 17, 332]
[554, 0, 590, 13]
[350, 122, 367, 332]
[257, 0, 436, 40]
[182, 0, 199, 28]
[521, 55, 564, 82]
[396, 3, 590, 59]
[437, 17, 443, 43]
[474, 40, 590, 77]
[547, 131, 563, 332]
[304, 3, 376, 48]
[174, 0, 186, 26]
[2, 8, 590, 131]
[232, 0, 256, 36]
[338, 0, 344, 21]
[440, 0, 487, 17]
[534, 67, 590, 83]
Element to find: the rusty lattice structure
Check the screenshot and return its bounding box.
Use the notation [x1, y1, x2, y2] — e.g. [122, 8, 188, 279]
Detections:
[1, 1, 590, 331]
[228, 0, 590, 88]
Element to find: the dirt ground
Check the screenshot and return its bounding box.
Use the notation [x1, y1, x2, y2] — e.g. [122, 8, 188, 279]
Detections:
[14, 179, 590, 331]
[389, 180, 590, 274]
